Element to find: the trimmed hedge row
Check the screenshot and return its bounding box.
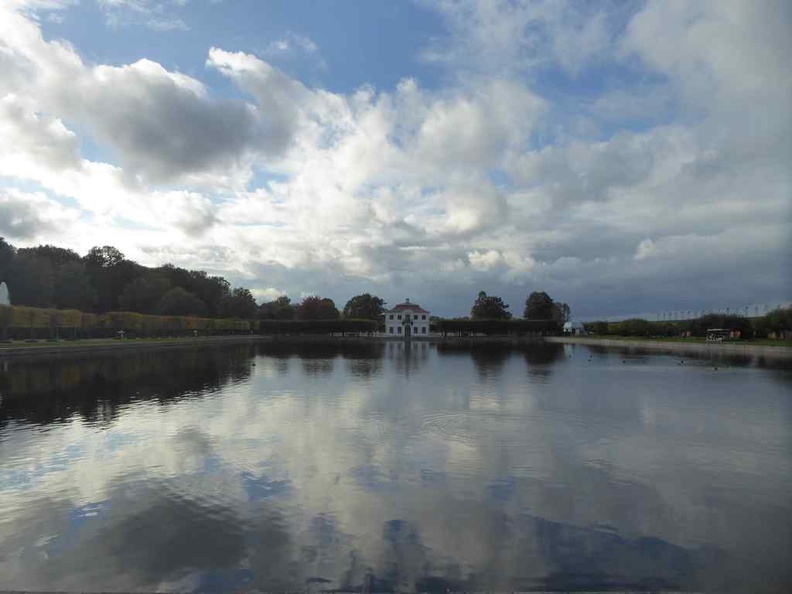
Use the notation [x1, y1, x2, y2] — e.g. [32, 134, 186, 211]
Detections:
[434, 318, 561, 336]
[257, 319, 379, 335]
[0, 304, 255, 339]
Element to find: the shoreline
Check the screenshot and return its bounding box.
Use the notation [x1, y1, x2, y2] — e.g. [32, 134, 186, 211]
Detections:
[0, 333, 550, 359]
[0, 333, 789, 360]
[546, 336, 792, 359]
[0, 335, 262, 359]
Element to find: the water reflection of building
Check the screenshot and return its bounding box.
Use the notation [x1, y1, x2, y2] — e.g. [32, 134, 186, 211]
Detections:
[385, 340, 429, 375]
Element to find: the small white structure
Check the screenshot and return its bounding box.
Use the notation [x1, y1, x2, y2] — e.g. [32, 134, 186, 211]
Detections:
[0, 282, 9, 306]
[384, 299, 430, 338]
[563, 320, 586, 336]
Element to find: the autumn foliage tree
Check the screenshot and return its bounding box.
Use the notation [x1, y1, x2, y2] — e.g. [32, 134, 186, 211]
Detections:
[297, 296, 340, 320]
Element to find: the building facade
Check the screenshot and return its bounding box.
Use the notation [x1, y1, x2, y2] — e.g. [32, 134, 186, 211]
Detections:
[384, 299, 430, 337]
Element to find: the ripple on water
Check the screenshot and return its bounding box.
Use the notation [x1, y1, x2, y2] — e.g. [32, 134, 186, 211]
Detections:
[419, 411, 537, 448]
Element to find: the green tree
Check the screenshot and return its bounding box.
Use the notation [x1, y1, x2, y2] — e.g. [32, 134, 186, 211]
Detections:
[55, 262, 97, 310]
[524, 291, 555, 320]
[84, 245, 125, 268]
[84, 246, 141, 312]
[118, 274, 171, 313]
[471, 291, 512, 319]
[258, 295, 296, 320]
[155, 287, 208, 317]
[343, 293, 386, 320]
[221, 287, 258, 319]
[0, 238, 15, 282]
[187, 271, 231, 317]
[7, 252, 55, 307]
[22, 245, 81, 267]
[297, 296, 339, 320]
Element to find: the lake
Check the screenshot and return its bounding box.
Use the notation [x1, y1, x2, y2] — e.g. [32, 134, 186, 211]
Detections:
[0, 341, 790, 592]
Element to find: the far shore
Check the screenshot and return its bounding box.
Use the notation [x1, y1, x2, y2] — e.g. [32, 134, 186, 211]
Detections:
[0, 333, 789, 360]
[547, 335, 792, 359]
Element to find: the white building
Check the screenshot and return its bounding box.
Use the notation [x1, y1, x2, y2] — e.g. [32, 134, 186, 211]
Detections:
[384, 299, 430, 338]
[563, 320, 586, 335]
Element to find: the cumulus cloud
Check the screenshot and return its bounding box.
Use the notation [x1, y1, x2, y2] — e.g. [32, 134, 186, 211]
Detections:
[0, 0, 788, 317]
[0, 189, 81, 240]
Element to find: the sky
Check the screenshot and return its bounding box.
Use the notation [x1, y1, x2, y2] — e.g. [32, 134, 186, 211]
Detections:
[0, 0, 789, 319]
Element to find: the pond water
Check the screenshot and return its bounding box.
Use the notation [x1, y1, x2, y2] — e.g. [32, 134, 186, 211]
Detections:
[0, 341, 790, 593]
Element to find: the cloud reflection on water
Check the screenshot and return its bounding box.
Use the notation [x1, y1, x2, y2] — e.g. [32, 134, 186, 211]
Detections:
[0, 342, 790, 592]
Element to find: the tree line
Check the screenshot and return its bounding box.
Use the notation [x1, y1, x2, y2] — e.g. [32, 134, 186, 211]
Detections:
[585, 309, 791, 339]
[0, 239, 260, 318]
[0, 238, 576, 333]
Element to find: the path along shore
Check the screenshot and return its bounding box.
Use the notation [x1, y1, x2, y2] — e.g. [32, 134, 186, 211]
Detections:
[0, 333, 789, 360]
[546, 336, 792, 359]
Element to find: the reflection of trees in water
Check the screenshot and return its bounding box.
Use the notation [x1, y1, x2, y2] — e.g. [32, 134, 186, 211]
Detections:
[255, 341, 386, 378]
[345, 357, 382, 378]
[438, 343, 512, 378]
[0, 345, 254, 427]
[436, 342, 564, 379]
[256, 341, 384, 361]
[582, 344, 791, 371]
[301, 358, 335, 377]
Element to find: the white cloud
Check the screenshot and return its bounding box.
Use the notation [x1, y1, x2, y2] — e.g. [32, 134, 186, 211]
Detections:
[0, 0, 788, 317]
[0, 189, 81, 241]
[265, 31, 318, 56]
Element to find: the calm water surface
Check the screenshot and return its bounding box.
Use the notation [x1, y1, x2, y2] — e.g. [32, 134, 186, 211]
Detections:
[0, 342, 790, 592]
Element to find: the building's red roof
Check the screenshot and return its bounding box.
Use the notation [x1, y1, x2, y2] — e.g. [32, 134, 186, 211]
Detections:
[386, 300, 429, 314]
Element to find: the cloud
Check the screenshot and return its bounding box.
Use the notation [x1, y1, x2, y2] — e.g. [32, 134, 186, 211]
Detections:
[95, 0, 191, 31]
[145, 17, 189, 32]
[265, 31, 318, 56]
[419, 0, 630, 76]
[0, 1, 788, 317]
[0, 189, 81, 240]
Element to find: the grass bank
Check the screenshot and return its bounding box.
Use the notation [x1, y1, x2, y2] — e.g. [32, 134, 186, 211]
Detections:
[0, 335, 261, 358]
[547, 335, 792, 359]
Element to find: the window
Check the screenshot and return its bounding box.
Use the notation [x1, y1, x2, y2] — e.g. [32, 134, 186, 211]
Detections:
[422, 315, 426, 320]
[397, 326, 402, 334]
[389, 314, 394, 320]
[422, 327, 427, 334]
[398, 315, 402, 320]
[389, 327, 394, 334]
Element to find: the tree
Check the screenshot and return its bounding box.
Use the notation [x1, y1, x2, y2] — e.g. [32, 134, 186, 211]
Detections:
[118, 274, 171, 313]
[552, 302, 571, 323]
[471, 291, 512, 319]
[221, 287, 258, 319]
[84, 245, 125, 268]
[6, 252, 55, 307]
[155, 287, 208, 317]
[0, 238, 15, 282]
[22, 245, 81, 267]
[343, 293, 386, 320]
[84, 246, 141, 312]
[296, 296, 339, 320]
[523, 291, 555, 320]
[187, 271, 230, 317]
[258, 295, 296, 320]
[55, 262, 97, 310]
